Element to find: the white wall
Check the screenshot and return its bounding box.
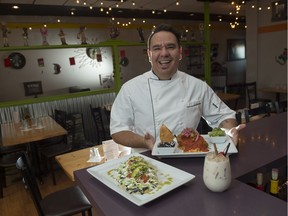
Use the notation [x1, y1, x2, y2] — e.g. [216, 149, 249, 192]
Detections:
[246, 0, 287, 101]
[0, 15, 246, 102]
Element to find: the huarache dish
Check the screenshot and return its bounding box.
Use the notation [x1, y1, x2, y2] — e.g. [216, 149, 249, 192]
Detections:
[108, 155, 175, 195]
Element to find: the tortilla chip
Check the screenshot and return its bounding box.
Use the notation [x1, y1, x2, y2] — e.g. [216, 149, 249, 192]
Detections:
[160, 124, 174, 142]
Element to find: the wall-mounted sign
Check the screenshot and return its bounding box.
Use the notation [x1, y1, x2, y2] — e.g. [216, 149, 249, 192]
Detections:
[23, 81, 43, 98]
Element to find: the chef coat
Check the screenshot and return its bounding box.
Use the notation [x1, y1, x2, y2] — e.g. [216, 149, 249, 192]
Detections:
[110, 70, 235, 143]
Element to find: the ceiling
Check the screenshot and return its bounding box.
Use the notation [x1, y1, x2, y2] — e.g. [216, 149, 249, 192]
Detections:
[0, 0, 247, 23]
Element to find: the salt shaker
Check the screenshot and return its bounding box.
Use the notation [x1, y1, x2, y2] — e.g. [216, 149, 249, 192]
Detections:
[89, 148, 95, 159]
[93, 147, 100, 158]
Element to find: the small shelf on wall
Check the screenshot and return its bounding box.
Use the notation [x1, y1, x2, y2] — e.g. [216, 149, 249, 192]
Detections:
[0, 40, 205, 52]
[0, 40, 147, 52]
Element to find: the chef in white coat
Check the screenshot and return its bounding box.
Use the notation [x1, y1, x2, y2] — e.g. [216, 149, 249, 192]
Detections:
[110, 24, 245, 152]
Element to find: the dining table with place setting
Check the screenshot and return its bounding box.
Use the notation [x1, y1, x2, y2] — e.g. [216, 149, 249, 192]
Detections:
[72, 112, 287, 216]
[0, 115, 68, 179]
[1, 116, 67, 147]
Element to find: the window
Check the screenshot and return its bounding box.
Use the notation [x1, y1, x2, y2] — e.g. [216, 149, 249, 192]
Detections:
[227, 39, 246, 61]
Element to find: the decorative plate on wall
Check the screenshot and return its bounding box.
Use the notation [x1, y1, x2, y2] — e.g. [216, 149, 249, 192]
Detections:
[9, 52, 26, 69]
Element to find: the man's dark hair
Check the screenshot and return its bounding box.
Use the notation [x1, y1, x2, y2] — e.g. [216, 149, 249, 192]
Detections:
[147, 24, 181, 49]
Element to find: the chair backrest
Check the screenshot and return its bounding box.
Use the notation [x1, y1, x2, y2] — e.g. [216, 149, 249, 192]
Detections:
[235, 111, 242, 125]
[54, 109, 68, 128]
[245, 81, 257, 102]
[90, 105, 107, 143]
[16, 153, 44, 216]
[274, 101, 287, 113]
[244, 103, 271, 123]
[213, 86, 226, 93]
[54, 109, 77, 143]
[103, 106, 111, 125]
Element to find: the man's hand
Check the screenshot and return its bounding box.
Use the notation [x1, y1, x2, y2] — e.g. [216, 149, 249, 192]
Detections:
[226, 124, 246, 146]
[144, 132, 155, 150]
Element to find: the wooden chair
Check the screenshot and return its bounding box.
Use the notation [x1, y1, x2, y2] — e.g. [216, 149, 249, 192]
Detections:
[16, 153, 92, 216]
[213, 86, 226, 93]
[90, 105, 111, 143]
[274, 101, 287, 113]
[235, 111, 242, 125]
[38, 109, 74, 185]
[245, 82, 271, 108]
[103, 106, 111, 125]
[244, 103, 271, 123]
[0, 144, 27, 198]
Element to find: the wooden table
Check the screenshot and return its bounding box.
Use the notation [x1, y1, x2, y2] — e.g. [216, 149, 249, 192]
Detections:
[1, 116, 67, 147]
[259, 87, 287, 101]
[74, 113, 287, 216]
[55, 144, 131, 181]
[217, 92, 241, 109]
[217, 92, 240, 101]
[1, 116, 67, 179]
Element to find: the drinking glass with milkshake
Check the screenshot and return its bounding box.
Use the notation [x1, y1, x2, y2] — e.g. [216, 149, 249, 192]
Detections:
[203, 144, 232, 192]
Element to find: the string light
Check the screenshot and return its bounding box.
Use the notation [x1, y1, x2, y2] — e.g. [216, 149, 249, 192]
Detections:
[67, 0, 256, 29]
[65, 0, 267, 28]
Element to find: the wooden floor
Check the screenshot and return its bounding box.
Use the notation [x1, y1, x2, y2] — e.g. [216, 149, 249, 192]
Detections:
[0, 167, 98, 216]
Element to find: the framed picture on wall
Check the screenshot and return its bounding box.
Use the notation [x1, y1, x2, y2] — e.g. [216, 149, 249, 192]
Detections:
[271, 0, 287, 22]
[227, 39, 246, 61]
[23, 81, 43, 98]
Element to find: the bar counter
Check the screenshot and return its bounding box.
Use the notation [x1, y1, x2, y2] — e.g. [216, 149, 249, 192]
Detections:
[75, 112, 287, 216]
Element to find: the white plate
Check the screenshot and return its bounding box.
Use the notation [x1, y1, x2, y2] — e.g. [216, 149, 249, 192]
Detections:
[152, 135, 238, 158]
[87, 153, 195, 206]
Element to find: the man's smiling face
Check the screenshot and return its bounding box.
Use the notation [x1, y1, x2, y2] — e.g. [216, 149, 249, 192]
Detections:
[147, 31, 182, 80]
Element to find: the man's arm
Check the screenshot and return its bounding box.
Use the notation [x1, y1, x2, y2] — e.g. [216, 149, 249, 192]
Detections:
[112, 131, 155, 150]
[219, 118, 246, 146]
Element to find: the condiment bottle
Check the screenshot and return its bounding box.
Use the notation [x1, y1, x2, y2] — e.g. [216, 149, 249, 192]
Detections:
[256, 172, 264, 191]
[270, 168, 279, 196]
